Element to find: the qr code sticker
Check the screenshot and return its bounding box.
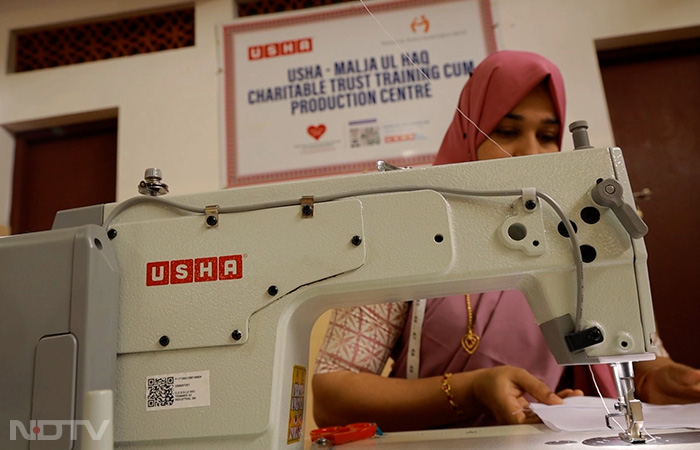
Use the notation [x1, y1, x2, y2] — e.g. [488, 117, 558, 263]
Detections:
[147, 376, 174, 408]
[349, 126, 381, 148]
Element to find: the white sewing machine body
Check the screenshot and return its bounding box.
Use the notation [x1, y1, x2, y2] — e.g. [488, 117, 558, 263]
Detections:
[2, 147, 687, 449]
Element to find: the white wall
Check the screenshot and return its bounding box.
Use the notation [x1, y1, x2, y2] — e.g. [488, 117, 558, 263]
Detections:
[1, 0, 699, 230]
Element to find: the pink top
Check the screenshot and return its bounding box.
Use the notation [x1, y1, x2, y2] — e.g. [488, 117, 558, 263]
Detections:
[388, 293, 618, 426]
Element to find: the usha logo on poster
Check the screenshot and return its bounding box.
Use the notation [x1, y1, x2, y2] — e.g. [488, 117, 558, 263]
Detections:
[248, 37, 313, 61]
[9, 420, 110, 441]
[146, 255, 243, 286]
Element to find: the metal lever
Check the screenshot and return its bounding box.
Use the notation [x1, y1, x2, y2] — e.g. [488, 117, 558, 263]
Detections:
[591, 178, 648, 239]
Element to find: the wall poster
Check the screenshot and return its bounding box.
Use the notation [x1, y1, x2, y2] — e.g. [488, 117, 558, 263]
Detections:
[222, 0, 496, 186]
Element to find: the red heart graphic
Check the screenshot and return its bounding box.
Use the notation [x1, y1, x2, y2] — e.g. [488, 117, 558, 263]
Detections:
[307, 124, 326, 140]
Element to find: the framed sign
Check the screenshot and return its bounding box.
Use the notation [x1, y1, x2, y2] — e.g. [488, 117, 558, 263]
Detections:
[222, 0, 496, 186]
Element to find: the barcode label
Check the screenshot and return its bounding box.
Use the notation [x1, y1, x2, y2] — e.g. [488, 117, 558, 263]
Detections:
[147, 376, 175, 408]
[146, 370, 210, 411]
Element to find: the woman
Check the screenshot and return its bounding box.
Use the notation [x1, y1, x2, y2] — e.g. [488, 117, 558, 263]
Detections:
[312, 50, 700, 432]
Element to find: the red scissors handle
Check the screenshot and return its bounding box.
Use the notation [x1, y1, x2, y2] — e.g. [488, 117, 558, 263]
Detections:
[310, 422, 377, 445]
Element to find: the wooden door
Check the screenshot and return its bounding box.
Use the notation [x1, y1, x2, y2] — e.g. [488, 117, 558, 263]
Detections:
[10, 119, 118, 234]
[598, 38, 700, 368]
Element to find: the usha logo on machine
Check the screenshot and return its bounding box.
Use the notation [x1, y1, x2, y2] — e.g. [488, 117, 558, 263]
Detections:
[146, 255, 243, 286]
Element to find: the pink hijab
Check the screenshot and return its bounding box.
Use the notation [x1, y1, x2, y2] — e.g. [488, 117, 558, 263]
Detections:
[433, 50, 566, 165]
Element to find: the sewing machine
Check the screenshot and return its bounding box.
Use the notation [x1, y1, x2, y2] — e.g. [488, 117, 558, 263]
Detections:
[1, 134, 697, 449]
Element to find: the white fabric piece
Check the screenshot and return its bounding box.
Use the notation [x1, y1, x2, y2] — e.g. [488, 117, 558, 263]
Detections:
[530, 396, 700, 432]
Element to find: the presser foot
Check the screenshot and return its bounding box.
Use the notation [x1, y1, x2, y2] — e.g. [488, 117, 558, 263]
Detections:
[605, 399, 647, 444]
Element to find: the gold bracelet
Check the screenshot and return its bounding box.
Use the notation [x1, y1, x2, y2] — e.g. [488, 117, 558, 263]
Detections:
[441, 373, 464, 417]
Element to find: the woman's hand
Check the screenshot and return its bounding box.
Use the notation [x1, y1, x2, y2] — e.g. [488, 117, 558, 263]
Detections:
[635, 357, 700, 404]
[463, 366, 581, 425]
[313, 367, 580, 432]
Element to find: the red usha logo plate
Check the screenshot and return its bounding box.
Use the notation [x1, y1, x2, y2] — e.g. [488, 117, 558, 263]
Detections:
[248, 37, 313, 61]
[146, 255, 243, 286]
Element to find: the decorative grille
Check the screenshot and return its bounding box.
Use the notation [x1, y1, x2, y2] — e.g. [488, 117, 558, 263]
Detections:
[237, 0, 354, 17]
[10, 1, 360, 73]
[11, 6, 195, 73]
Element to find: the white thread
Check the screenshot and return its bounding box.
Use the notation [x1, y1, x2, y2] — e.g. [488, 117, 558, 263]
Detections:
[588, 365, 623, 430]
[357, 0, 512, 159]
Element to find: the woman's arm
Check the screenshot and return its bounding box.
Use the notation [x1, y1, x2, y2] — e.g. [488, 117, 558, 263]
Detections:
[312, 366, 569, 432]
